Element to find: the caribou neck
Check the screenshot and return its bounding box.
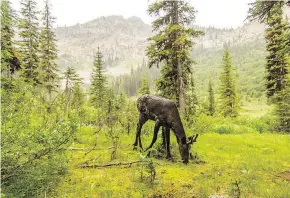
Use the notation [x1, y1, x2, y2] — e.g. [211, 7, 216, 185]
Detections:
[171, 121, 187, 144]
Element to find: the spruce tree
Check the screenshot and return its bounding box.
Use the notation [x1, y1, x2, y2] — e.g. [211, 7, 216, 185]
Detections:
[90, 47, 107, 108]
[71, 83, 85, 110]
[265, 3, 289, 99]
[208, 80, 215, 116]
[138, 75, 150, 95]
[275, 57, 290, 133]
[39, 0, 59, 98]
[18, 0, 40, 84]
[146, 0, 203, 116]
[62, 66, 82, 112]
[248, 1, 290, 131]
[218, 50, 238, 117]
[1, 0, 21, 81]
[186, 74, 198, 119]
[247, 1, 289, 23]
[286, 20, 290, 54]
[63, 67, 82, 93]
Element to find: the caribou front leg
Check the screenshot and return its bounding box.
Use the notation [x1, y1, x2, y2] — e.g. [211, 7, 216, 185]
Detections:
[145, 120, 161, 157]
[133, 114, 148, 151]
[164, 127, 172, 160]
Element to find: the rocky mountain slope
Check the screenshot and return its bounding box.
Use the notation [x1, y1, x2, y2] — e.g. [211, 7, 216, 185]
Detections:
[54, 15, 152, 82]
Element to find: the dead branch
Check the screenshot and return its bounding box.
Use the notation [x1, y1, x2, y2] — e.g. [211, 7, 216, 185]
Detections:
[79, 160, 144, 168]
[93, 125, 103, 134]
[83, 143, 97, 156]
[79, 160, 166, 168]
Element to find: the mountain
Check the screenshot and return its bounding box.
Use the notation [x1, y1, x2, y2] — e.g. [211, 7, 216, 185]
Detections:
[54, 14, 289, 97]
[54, 15, 152, 84]
[54, 16, 267, 68]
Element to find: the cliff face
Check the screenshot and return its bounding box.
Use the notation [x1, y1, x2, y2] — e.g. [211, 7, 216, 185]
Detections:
[54, 15, 152, 81]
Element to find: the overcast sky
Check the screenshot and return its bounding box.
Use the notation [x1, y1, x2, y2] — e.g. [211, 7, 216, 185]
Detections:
[11, 0, 255, 29]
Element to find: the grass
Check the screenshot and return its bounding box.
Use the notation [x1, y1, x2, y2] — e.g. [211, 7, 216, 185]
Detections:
[239, 100, 274, 118]
[50, 125, 290, 198]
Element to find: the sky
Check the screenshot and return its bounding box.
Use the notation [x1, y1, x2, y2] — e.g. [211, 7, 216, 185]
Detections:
[11, 0, 255, 29]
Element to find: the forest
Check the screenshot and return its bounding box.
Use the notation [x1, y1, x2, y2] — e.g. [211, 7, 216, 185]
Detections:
[1, 0, 290, 197]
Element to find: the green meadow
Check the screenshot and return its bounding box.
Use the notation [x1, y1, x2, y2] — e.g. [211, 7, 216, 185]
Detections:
[50, 104, 290, 198]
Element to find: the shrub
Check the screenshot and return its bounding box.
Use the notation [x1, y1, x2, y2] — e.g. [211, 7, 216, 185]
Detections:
[213, 124, 234, 134]
[1, 81, 78, 198]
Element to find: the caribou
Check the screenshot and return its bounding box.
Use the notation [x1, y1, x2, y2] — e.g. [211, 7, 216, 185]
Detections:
[133, 94, 198, 164]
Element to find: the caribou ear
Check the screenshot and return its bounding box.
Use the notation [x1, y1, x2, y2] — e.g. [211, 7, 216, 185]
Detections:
[187, 134, 199, 145]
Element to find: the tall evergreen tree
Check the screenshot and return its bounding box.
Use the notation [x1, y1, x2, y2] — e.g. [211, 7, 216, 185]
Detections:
[264, 3, 289, 98]
[1, 0, 21, 81]
[218, 50, 238, 117]
[275, 57, 290, 133]
[286, 18, 290, 54]
[71, 83, 85, 110]
[248, 0, 290, 132]
[62, 66, 82, 112]
[39, 0, 59, 98]
[146, 0, 203, 116]
[186, 74, 198, 119]
[247, 0, 290, 23]
[90, 47, 107, 108]
[17, 0, 40, 84]
[138, 75, 150, 96]
[208, 80, 215, 116]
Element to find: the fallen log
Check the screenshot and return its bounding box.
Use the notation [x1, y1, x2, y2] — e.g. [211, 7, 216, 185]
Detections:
[79, 160, 167, 168]
[79, 160, 145, 168]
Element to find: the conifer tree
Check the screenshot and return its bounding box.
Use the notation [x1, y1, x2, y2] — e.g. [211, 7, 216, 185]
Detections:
[90, 47, 107, 108]
[117, 90, 127, 109]
[286, 21, 290, 54]
[208, 80, 215, 116]
[1, 0, 21, 81]
[107, 88, 116, 105]
[218, 50, 238, 117]
[39, 0, 59, 98]
[186, 74, 198, 119]
[63, 67, 82, 92]
[146, 0, 203, 116]
[264, 3, 289, 98]
[71, 83, 85, 110]
[275, 58, 290, 133]
[247, 0, 289, 23]
[18, 0, 40, 84]
[62, 66, 82, 112]
[138, 75, 150, 95]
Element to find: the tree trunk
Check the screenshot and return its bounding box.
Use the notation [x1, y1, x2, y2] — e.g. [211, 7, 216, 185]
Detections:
[178, 58, 185, 116]
[172, 1, 185, 116]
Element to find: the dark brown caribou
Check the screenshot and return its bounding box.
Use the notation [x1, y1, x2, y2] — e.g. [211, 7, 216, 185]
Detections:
[133, 94, 198, 164]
